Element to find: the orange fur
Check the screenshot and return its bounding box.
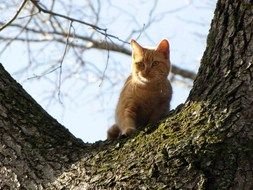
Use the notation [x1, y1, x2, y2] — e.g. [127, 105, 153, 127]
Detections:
[107, 39, 172, 140]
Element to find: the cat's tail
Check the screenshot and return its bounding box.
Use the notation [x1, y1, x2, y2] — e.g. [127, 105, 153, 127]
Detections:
[107, 124, 120, 140]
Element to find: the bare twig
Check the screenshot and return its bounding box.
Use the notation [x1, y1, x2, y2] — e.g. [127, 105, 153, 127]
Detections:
[30, 0, 129, 44]
[0, 21, 132, 54]
[0, 35, 196, 80]
[30, 0, 104, 31]
[0, 15, 34, 56]
[26, 66, 60, 80]
[0, 0, 27, 32]
[99, 31, 110, 87]
[57, 20, 73, 102]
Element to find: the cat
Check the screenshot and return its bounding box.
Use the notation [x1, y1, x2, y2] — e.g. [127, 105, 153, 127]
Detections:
[107, 39, 172, 140]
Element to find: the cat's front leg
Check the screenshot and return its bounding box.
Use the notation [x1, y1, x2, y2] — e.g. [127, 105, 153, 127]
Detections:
[117, 107, 137, 136]
[120, 117, 136, 136]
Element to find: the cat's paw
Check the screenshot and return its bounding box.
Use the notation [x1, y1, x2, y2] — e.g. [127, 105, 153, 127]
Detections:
[121, 127, 136, 136]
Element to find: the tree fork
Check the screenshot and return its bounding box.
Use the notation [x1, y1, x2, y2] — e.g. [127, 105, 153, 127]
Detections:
[0, 0, 253, 189]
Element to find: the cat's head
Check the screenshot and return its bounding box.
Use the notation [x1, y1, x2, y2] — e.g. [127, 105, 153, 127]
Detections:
[130, 39, 171, 85]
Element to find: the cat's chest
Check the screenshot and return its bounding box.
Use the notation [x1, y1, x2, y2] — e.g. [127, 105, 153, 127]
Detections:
[131, 89, 168, 110]
[136, 83, 169, 99]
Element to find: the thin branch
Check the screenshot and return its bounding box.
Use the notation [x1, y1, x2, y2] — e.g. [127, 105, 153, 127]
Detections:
[0, 0, 27, 32]
[57, 20, 73, 102]
[30, 0, 129, 44]
[0, 21, 132, 55]
[26, 66, 61, 80]
[0, 34, 196, 80]
[99, 31, 110, 87]
[30, 0, 103, 31]
[0, 15, 34, 56]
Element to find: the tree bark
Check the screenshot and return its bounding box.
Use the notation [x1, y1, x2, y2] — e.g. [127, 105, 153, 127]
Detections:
[0, 0, 253, 189]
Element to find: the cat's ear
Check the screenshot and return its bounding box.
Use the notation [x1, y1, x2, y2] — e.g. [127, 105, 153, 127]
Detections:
[156, 39, 170, 58]
[131, 39, 143, 57]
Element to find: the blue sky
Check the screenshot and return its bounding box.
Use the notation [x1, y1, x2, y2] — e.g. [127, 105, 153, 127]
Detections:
[0, 0, 216, 142]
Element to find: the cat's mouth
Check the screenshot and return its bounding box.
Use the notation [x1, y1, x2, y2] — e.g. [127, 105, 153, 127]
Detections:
[137, 73, 149, 84]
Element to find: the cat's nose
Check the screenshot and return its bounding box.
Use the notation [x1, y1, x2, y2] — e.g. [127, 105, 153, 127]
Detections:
[143, 69, 150, 76]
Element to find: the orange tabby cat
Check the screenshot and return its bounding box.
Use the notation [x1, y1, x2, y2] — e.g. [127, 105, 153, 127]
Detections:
[107, 39, 172, 140]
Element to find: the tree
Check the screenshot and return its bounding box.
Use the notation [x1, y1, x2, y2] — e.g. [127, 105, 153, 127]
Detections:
[0, 0, 253, 189]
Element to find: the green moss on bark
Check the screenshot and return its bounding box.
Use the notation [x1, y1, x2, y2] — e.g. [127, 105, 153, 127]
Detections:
[81, 101, 242, 189]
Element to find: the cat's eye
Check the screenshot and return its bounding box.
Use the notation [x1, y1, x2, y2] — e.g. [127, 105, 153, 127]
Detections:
[152, 61, 159, 67]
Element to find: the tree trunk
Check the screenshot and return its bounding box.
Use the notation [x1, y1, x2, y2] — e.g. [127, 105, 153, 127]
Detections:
[0, 0, 252, 189]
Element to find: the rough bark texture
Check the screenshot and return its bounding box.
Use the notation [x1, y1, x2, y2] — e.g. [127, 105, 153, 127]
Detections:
[0, 0, 253, 189]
